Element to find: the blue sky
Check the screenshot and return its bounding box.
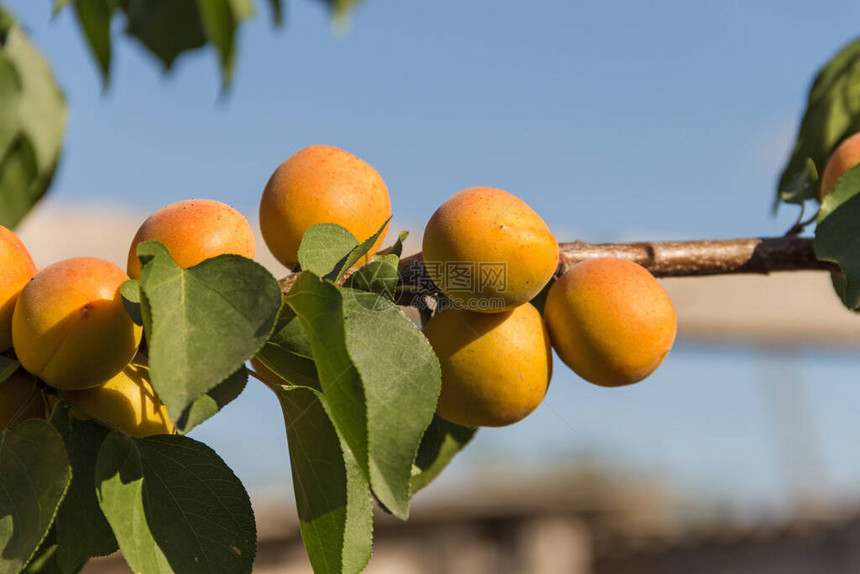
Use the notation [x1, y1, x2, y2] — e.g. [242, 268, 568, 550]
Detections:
[9, 0, 860, 514]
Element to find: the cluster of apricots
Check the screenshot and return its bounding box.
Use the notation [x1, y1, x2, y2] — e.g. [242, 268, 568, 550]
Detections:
[2, 143, 681, 437]
[0, 198, 262, 435]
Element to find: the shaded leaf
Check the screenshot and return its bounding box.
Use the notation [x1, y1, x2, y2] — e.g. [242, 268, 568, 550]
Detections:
[0, 420, 71, 573]
[0, 9, 66, 228]
[50, 405, 117, 572]
[137, 241, 281, 421]
[96, 432, 256, 574]
[778, 37, 860, 206]
[410, 415, 475, 495]
[71, 0, 114, 86]
[255, 304, 319, 387]
[343, 255, 399, 301]
[780, 158, 819, 205]
[275, 385, 372, 574]
[120, 279, 142, 326]
[174, 366, 247, 434]
[815, 163, 860, 308]
[0, 356, 17, 385]
[122, 0, 207, 70]
[266, 0, 283, 26]
[374, 230, 408, 259]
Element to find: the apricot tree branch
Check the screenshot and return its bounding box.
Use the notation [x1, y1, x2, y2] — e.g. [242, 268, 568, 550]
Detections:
[279, 235, 838, 299]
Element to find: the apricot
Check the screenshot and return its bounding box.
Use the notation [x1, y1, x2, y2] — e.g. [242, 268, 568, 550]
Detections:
[422, 187, 558, 312]
[544, 258, 676, 387]
[63, 361, 173, 437]
[259, 145, 391, 268]
[0, 225, 38, 351]
[0, 371, 47, 429]
[12, 257, 142, 390]
[423, 303, 552, 427]
[821, 132, 860, 199]
[127, 199, 255, 279]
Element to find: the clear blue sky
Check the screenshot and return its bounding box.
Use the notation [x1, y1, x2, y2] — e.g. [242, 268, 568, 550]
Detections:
[9, 0, 860, 515]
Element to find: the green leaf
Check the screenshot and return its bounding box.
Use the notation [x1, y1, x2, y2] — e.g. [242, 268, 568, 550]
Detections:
[297, 224, 359, 278]
[374, 230, 408, 259]
[120, 279, 142, 326]
[815, 163, 860, 308]
[71, 0, 114, 86]
[778, 37, 860, 206]
[341, 289, 441, 518]
[283, 273, 369, 486]
[780, 158, 819, 205]
[255, 304, 319, 387]
[122, 0, 207, 70]
[174, 366, 247, 434]
[274, 385, 372, 574]
[0, 357, 17, 385]
[285, 274, 442, 519]
[410, 415, 475, 495]
[20, 526, 84, 574]
[49, 405, 117, 572]
[0, 8, 66, 228]
[297, 219, 391, 281]
[96, 432, 256, 574]
[343, 255, 399, 301]
[196, 0, 248, 87]
[137, 241, 281, 421]
[266, 0, 283, 26]
[0, 419, 71, 574]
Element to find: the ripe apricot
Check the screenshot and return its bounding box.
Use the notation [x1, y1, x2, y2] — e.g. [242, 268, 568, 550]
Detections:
[423, 303, 552, 427]
[259, 145, 391, 268]
[544, 258, 676, 387]
[422, 187, 558, 312]
[0, 371, 47, 429]
[63, 361, 173, 437]
[127, 199, 255, 279]
[821, 132, 860, 199]
[12, 257, 142, 390]
[0, 225, 38, 351]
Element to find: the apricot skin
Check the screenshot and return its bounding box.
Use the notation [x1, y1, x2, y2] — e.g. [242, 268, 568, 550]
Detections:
[12, 257, 142, 390]
[422, 187, 558, 312]
[0, 225, 38, 351]
[821, 132, 860, 200]
[0, 371, 47, 429]
[544, 258, 676, 387]
[423, 303, 552, 428]
[63, 361, 173, 437]
[127, 199, 255, 279]
[259, 145, 391, 268]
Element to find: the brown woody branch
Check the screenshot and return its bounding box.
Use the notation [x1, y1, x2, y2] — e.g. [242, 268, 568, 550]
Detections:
[280, 235, 838, 300]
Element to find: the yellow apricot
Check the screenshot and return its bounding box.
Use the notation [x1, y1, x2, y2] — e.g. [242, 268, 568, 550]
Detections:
[422, 187, 558, 312]
[259, 145, 391, 268]
[0, 225, 38, 351]
[821, 132, 860, 200]
[423, 303, 552, 427]
[63, 361, 173, 437]
[544, 258, 676, 387]
[127, 199, 255, 279]
[12, 257, 142, 390]
[0, 371, 47, 429]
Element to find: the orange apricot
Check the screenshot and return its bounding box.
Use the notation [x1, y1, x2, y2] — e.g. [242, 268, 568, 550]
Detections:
[422, 187, 558, 312]
[12, 257, 142, 390]
[127, 199, 255, 279]
[259, 145, 391, 268]
[544, 258, 676, 387]
[0, 224, 37, 351]
[423, 303, 552, 427]
[821, 132, 860, 200]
